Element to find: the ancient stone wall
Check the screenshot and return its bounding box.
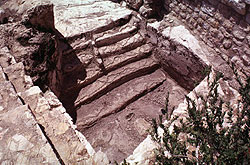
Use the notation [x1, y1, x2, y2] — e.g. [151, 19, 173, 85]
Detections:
[164, 0, 250, 74]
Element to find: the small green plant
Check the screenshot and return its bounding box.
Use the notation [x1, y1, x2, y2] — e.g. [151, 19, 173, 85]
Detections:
[151, 65, 250, 164]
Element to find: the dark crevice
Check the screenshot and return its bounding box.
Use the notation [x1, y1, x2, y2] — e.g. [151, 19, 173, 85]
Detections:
[38, 124, 66, 165]
[17, 95, 25, 105]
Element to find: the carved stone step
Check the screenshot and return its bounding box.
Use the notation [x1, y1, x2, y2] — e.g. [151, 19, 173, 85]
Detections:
[98, 33, 145, 58]
[66, 43, 153, 91]
[74, 57, 159, 108]
[76, 69, 166, 130]
[103, 43, 152, 72]
[94, 25, 138, 47]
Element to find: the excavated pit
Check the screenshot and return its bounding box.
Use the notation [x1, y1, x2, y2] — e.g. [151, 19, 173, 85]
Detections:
[5, 2, 208, 162]
[55, 13, 207, 162]
[5, 8, 208, 162]
[1, 0, 248, 164]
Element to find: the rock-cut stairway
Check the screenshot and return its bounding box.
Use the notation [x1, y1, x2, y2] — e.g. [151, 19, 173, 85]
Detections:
[63, 15, 164, 124]
[56, 2, 188, 161]
[58, 13, 168, 161]
[73, 15, 166, 126]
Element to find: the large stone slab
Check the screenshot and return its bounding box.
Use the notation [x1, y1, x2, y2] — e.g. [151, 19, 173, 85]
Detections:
[98, 32, 145, 57]
[54, 0, 133, 38]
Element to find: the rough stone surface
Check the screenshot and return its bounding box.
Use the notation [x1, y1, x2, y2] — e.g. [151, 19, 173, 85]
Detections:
[20, 87, 104, 164]
[232, 27, 246, 40]
[163, 0, 250, 76]
[74, 57, 159, 107]
[22, 4, 55, 31]
[4, 62, 33, 93]
[54, 0, 132, 38]
[201, 1, 216, 16]
[150, 24, 209, 90]
[77, 70, 166, 130]
[0, 69, 59, 164]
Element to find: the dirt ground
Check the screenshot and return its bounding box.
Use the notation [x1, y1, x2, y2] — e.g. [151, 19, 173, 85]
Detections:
[80, 70, 188, 162]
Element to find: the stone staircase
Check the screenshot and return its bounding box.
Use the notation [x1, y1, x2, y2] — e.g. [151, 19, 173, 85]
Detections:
[58, 14, 169, 161]
[61, 13, 166, 120]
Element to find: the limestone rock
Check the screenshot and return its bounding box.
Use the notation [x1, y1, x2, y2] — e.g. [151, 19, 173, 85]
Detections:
[223, 39, 232, 49]
[201, 1, 216, 16]
[54, 0, 132, 38]
[232, 27, 246, 40]
[139, 6, 154, 18]
[155, 25, 209, 90]
[126, 136, 157, 165]
[3, 62, 33, 93]
[0, 47, 16, 68]
[1, 22, 57, 92]
[0, 73, 59, 164]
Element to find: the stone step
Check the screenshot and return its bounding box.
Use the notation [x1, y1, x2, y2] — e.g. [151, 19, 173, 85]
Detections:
[63, 15, 140, 57]
[92, 11, 132, 36]
[76, 69, 166, 130]
[94, 25, 138, 47]
[74, 57, 159, 108]
[65, 43, 153, 92]
[98, 32, 145, 58]
[55, 0, 133, 39]
[61, 10, 133, 56]
[103, 43, 152, 72]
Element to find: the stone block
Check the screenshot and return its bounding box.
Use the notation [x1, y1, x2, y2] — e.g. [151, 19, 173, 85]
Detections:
[207, 17, 219, 28]
[0, 81, 22, 112]
[199, 10, 209, 20]
[3, 62, 33, 93]
[22, 4, 55, 31]
[222, 19, 234, 32]
[223, 39, 233, 49]
[229, 0, 246, 15]
[232, 27, 247, 40]
[201, 1, 216, 16]
[160, 26, 208, 90]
